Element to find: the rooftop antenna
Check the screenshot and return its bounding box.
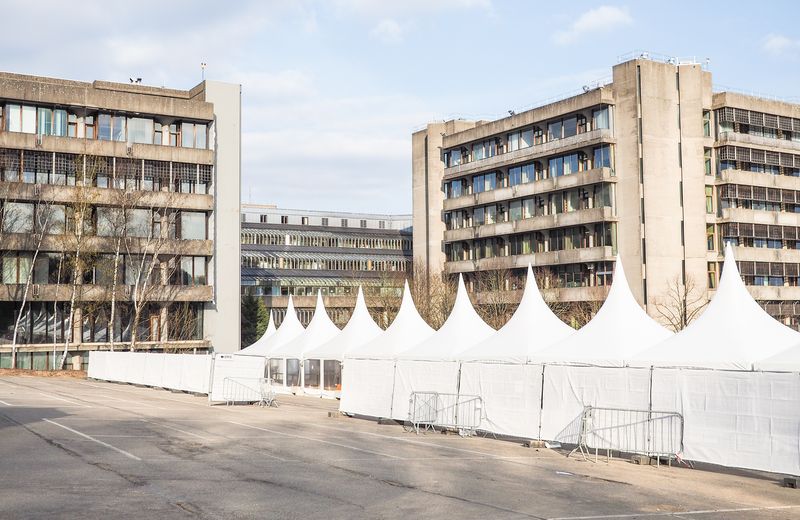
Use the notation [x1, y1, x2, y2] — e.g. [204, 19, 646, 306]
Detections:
[201, 62, 207, 81]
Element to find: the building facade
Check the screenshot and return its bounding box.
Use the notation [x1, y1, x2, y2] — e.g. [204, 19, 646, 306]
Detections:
[0, 72, 241, 369]
[413, 53, 800, 329]
[241, 204, 412, 327]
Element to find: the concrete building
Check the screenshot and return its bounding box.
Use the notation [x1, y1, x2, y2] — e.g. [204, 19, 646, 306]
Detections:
[241, 204, 412, 327]
[0, 72, 241, 368]
[412, 52, 800, 329]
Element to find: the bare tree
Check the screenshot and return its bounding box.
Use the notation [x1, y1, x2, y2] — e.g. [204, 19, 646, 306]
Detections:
[408, 259, 456, 330]
[654, 275, 708, 332]
[10, 188, 59, 367]
[471, 261, 518, 329]
[533, 266, 605, 329]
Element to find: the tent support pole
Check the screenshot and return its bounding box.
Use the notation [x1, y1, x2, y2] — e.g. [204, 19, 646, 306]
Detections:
[538, 364, 546, 440]
[388, 360, 397, 419]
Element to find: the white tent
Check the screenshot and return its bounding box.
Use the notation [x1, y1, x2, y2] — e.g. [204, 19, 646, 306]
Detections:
[457, 265, 574, 439]
[304, 287, 382, 396]
[305, 287, 381, 362]
[238, 298, 304, 357]
[398, 274, 495, 361]
[340, 281, 435, 418]
[631, 244, 800, 370]
[345, 280, 435, 359]
[269, 291, 340, 389]
[461, 265, 574, 362]
[755, 343, 800, 372]
[532, 256, 673, 367]
[389, 275, 495, 420]
[237, 310, 276, 352]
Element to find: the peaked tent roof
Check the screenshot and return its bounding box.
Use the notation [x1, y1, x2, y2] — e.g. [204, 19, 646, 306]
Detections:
[346, 280, 435, 359]
[238, 311, 276, 353]
[631, 244, 800, 370]
[238, 298, 304, 357]
[461, 265, 575, 363]
[755, 343, 800, 372]
[532, 256, 673, 367]
[270, 290, 340, 359]
[398, 274, 496, 361]
[305, 287, 382, 361]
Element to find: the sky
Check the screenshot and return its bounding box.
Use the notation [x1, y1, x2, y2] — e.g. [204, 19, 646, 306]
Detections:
[2, 1, 800, 214]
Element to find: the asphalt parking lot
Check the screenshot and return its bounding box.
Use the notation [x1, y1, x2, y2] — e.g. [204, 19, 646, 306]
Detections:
[0, 375, 798, 519]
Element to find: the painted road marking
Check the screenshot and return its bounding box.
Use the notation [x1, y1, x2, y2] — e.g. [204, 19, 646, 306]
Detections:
[42, 418, 142, 461]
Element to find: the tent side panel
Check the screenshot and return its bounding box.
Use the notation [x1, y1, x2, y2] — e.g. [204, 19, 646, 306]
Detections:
[459, 362, 543, 439]
[339, 359, 396, 418]
[539, 366, 651, 442]
[391, 360, 460, 421]
[652, 368, 800, 475]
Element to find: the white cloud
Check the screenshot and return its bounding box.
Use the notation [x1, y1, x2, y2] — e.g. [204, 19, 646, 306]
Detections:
[553, 5, 633, 45]
[370, 19, 404, 44]
[763, 33, 800, 56]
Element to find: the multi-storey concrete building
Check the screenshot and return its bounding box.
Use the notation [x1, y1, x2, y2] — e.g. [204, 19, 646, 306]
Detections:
[0, 72, 241, 369]
[413, 52, 800, 329]
[241, 204, 412, 327]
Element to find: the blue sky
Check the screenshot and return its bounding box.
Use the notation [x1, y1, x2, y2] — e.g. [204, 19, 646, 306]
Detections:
[3, 1, 800, 213]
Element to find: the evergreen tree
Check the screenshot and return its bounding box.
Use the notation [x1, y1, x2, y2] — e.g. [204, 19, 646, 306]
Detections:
[255, 297, 270, 339]
[241, 294, 259, 348]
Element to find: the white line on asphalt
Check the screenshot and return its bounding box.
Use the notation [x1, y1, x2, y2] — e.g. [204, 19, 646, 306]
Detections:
[39, 393, 91, 408]
[547, 504, 800, 519]
[141, 419, 214, 441]
[0, 399, 14, 406]
[228, 421, 401, 460]
[42, 418, 142, 461]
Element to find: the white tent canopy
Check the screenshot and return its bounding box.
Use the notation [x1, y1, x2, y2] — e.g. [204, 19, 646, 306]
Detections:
[237, 311, 277, 352]
[305, 287, 382, 361]
[398, 274, 495, 361]
[461, 265, 574, 363]
[238, 298, 304, 357]
[533, 256, 673, 367]
[346, 280, 435, 359]
[632, 244, 800, 370]
[755, 343, 800, 371]
[270, 291, 340, 359]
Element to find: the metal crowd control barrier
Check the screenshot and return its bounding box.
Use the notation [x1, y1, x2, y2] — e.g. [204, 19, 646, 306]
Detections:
[222, 377, 277, 407]
[569, 406, 684, 466]
[408, 391, 483, 437]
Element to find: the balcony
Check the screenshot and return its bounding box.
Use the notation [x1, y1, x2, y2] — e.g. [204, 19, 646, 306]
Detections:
[444, 128, 615, 178]
[0, 234, 213, 257]
[0, 132, 214, 165]
[719, 207, 800, 228]
[717, 169, 800, 191]
[729, 245, 800, 264]
[443, 207, 616, 242]
[443, 167, 616, 211]
[444, 245, 614, 274]
[0, 283, 213, 302]
[0, 181, 213, 211]
[716, 131, 800, 155]
[746, 285, 800, 302]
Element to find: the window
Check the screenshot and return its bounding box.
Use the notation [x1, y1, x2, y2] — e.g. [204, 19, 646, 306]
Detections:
[169, 124, 179, 146]
[341, 219, 348, 227]
[707, 262, 717, 289]
[153, 124, 163, 145]
[705, 186, 714, 214]
[360, 219, 367, 228]
[96, 207, 122, 237]
[321, 217, 329, 226]
[97, 114, 112, 141]
[593, 107, 610, 130]
[379, 220, 386, 229]
[706, 224, 715, 251]
[127, 117, 153, 144]
[594, 145, 612, 169]
[704, 148, 712, 176]
[68, 113, 78, 138]
[2, 202, 34, 233]
[180, 257, 206, 286]
[562, 116, 578, 138]
[547, 120, 562, 141]
[702, 110, 711, 137]
[301, 216, 309, 226]
[127, 209, 152, 238]
[445, 149, 462, 167]
[2, 253, 31, 284]
[180, 212, 206, 240]
[84, 115, 95, 139]
[112, 115, 126, 142]
[280, 215, 288, 224]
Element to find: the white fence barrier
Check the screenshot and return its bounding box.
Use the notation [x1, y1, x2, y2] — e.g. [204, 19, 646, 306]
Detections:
[221, 377, 277, 406]
[88, 351, 212, 394]
[209, 354, 266, 403]
[408, 391, 483, 436]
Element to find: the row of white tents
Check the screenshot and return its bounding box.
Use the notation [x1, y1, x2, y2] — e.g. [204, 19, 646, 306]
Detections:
[234, 244, 800, 475]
